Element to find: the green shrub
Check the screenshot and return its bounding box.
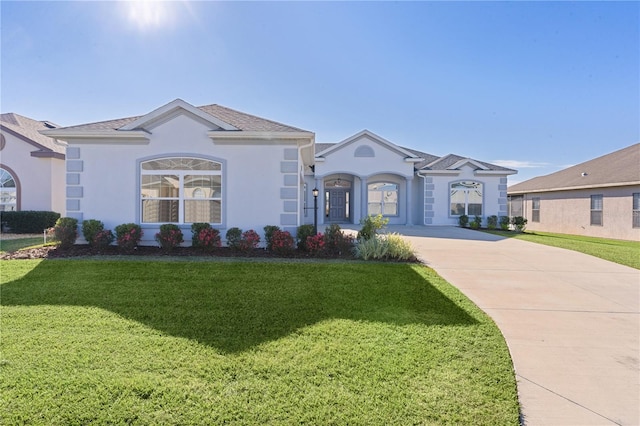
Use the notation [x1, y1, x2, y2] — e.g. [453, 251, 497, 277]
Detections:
[240, 229, 261, 251]
[82, 219, 105, 246]
[0, 210, 60, 233]
[511, 216, 528, 232]
[353, 233, 416, 261]
[324, 223, 354, 255]
[194, 227, 221, 251]
[115, 223, 143, 252]
[225, 227, 243, 249]
[270, 230, 295, 255]
[499, 216, 510, 231]
[155, 224, 184, 251]
[54, 217, 78, 249]
[470, 216, 482, 229]
[487, 215, 498, 230]
[190, 223, 211, 247]
[357, 214, 389, 241]
[296, 224, 315, 251]
[263, 225, 281, 251]
[458, 215, 469, 228]
[92, 229, 115, 249]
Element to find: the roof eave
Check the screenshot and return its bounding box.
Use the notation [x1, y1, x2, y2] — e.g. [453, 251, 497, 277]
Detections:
[208, 131, 315, 141]
[41, 129, 150, 143]
[508, 180, 640, 195]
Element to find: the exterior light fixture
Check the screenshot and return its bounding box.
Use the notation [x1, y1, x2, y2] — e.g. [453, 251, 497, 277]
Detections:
[312, 188, 319, 234]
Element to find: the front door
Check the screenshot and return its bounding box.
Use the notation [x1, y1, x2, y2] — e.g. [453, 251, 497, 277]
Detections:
[326, 188, 350, 222]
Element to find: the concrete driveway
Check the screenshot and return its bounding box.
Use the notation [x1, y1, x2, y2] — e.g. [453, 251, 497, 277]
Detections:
[388, 226, 639, 426]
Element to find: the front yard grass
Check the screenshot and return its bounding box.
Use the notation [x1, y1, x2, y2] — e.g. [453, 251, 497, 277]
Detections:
[485, 230, 640, 269]
[1, 260, 519, 425]
[0, 236, 43, 254]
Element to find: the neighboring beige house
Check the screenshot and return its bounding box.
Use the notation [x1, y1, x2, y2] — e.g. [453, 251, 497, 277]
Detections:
[508, 143, 640, 241]
[0, 113, 66, 213]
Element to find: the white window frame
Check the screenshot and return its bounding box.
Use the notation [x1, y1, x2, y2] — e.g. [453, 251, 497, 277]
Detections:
[367, 182, 399, 217]
[0, 168, 17, 212]
[450, 181, 483, 217]
[139, 157, 223, 225]
[590, 194, 603, 226]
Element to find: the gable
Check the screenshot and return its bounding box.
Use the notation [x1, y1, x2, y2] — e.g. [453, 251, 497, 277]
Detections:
[120, 99, 238, 131]
[316, 130, 421, 162]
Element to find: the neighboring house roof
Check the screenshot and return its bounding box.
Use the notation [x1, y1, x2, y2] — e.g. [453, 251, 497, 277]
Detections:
[508, 143, 640, 194]
[56, 100, 310, 134]
[0, 113, 65, 158]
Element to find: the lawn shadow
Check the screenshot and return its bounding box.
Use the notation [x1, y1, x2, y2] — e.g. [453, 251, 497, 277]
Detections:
[1, 260, 478, 353]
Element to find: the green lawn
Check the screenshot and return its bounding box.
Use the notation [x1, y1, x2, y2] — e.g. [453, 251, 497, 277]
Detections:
[485, 230, 640, 269]
[0, 236, 44, 253]
[1, 260, 519, 425]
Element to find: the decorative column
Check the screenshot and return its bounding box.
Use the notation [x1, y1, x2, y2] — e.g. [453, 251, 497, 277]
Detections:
[360, 176, 368, 221]
[405, 176, 413, 225]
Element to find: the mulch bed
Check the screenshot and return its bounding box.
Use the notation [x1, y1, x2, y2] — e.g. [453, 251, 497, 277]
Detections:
[0, 244, 358, 261]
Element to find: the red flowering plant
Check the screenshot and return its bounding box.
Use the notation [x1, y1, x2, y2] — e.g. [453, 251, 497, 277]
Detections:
[92, 229, 115, 250]
[270, 230, 295, 255]
[306, 233, 326, 256]
[238, 229, 260, 252]
[115, 223, 143, 253]
[196, 228, 221, 251]
[155, 224, 184, 252]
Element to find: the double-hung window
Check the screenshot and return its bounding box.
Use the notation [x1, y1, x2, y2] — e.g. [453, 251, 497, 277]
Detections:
[633, 193, 640, 228]
[532, 197, 540, 222]
[590, 194, 603, 226]
[140, 157, 222, 224]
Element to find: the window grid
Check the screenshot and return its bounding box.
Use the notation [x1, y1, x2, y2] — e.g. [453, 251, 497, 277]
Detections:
[532, 197, 540, 223]
[633, 193, 640, 228]
[590, 194, 603, 226]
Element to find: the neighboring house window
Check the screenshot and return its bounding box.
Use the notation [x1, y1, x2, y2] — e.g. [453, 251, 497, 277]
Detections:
[450, 181, 483, 216]
[0, 168, 17, 211]
[590, 194, 603, 226]
[140, 157, 222, 224]
[633, 193, 640, 228]
[368, 182, 398, 216]
[532, 197, 541, 222]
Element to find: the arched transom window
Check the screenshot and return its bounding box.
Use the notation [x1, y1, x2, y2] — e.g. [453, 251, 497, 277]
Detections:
[368, 182, 398, 216]
[140, 157, 222, 224]
[450, 181, 483, 216]
[0, 168, 17, 211]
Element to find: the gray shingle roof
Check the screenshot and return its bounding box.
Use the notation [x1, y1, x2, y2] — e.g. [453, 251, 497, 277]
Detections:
[508, 143, 640, 194]
[315, 143, 512, 173]
[59, 104, 310, 133]
[0, 113, 64, 155]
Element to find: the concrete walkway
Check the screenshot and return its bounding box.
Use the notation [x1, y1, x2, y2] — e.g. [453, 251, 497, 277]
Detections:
[388, 226, 639, 426]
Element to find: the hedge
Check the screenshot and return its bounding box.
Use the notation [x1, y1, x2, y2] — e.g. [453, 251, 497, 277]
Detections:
[0, 211, 61, 233]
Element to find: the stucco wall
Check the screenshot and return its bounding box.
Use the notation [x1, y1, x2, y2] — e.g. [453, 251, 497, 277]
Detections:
[521, 186, 640, 241]
[65, 113, 304, 245]
[423, 165, 508, 226]
[0, 131, 65, 213]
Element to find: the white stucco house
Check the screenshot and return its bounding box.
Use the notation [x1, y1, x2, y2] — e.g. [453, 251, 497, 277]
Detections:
[42, 99, 516, 245]
[0, 113, 66, 213]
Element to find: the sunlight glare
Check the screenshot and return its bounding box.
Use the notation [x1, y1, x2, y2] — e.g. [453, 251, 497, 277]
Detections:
[125, 0, 174, 32]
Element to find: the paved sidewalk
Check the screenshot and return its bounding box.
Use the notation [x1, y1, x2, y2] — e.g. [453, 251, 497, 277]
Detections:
[389, 226, 639, 426]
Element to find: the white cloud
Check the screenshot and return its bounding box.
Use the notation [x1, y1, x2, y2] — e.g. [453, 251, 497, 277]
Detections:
[491, 160, 553, 169]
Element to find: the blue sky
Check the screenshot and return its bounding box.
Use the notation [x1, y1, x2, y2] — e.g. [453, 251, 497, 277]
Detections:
[2, 1, 638, 184]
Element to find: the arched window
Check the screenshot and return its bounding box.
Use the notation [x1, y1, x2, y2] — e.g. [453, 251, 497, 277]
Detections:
[140, 157, 222, 224]
[450, 181, 483, 216]
[368, 182, 398, 216]
[0, 168, 17, 211]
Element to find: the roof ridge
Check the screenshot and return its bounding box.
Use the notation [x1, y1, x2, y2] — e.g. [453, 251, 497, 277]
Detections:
[198, 103, 309, 133]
